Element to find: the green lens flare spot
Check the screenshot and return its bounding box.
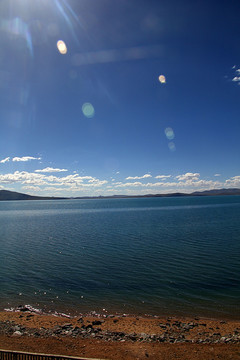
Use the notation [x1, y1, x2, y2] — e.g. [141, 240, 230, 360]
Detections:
[82, 103, 95, 118]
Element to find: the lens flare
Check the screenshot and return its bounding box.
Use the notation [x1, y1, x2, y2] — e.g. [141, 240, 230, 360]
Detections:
[158, 75, 166, 83]
[168, 142, 176, 152]
[54, 0, 81, 44]
[57, 40, 67, 54]
[165, 127, 175, 140]
[82, 103, 95, 118]
[2, 18, 33, 57]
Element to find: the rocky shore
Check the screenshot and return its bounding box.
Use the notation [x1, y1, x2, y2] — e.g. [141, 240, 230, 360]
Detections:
[1, 315, 240, 345]
[0, 308, 240, 359]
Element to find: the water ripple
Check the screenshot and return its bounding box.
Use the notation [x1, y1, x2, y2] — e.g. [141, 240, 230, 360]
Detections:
[0, 196, 240, 318]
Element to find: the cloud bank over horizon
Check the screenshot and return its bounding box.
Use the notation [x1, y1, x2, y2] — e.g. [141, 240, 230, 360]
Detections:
[0, 161, 239, 197]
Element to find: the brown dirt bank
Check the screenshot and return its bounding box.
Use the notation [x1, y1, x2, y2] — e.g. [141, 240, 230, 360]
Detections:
[0, 311, 239, 360]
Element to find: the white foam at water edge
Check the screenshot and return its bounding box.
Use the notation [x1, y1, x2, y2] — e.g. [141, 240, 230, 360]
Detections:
[4, 304, 70, 318]
[4, 305, 43, 314]
[52, 311, 71, 318]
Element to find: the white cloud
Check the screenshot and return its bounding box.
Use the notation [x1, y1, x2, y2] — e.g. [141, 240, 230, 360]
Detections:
[236, 69, 240, 74]
[22, 186, 41, 192]
[115, 181, 144, 187]
[126, 174, 152, 180]
[214, 174, 221, 177]
[0, 157, 10, 163]
[232, 76, 240, 82]
[225, 176, 240, 188]
[115, 181, 174, 188]
[88, 178, 101, 183]
[59, 174, 97, 185]
[176, 172, 200, 181]
[177, 179, 221, 188]
[0, 171, 108, 192]
[35, 167, 68, 173]
[155, 175, 171, 179]
[12, 156, 41, 162]
[0, 171, 43, 184]
[81, 179, 108, 187]
[43, 187, 67, 192]
[113, 178, 222, 191]
[146, 182, 176, 187]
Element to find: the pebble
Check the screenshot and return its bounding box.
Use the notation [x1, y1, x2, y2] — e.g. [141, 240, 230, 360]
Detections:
[13, 331, 22, 336]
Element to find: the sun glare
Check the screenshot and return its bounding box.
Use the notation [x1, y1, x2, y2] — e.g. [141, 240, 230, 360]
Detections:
[159, 75, 166, 83]
[57, 40, 67, 54]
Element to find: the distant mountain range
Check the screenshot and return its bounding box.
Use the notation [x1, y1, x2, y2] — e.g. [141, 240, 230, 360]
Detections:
[0, 188, 240, 201]
[0, 190, 66, 201]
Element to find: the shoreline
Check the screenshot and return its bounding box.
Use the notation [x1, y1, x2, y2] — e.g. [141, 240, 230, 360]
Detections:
[0, 309, 239, 360]
[2, 304, 240, 322]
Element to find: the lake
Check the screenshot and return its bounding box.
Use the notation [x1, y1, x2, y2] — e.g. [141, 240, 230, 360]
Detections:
[0, 196, 239, 319]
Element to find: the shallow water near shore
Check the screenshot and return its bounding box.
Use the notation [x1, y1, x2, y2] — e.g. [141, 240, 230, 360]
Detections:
[0, 196, 240, 319]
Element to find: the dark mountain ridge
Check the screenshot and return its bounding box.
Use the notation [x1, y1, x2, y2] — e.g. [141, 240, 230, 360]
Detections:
[0, 188, 240, 201]
[0, 190, 66, 201]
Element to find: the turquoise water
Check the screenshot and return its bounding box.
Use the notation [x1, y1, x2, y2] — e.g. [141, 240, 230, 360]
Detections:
[0, 196, 240, 319]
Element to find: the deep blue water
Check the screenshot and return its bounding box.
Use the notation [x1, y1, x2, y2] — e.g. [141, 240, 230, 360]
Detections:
[0, 196, 240, 319]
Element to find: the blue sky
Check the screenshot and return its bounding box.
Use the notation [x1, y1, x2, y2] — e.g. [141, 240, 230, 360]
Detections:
[0, 0, 240, 196]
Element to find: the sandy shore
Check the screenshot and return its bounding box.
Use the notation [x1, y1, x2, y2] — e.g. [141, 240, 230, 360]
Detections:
[0, 309, 239, 360]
